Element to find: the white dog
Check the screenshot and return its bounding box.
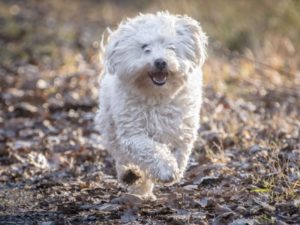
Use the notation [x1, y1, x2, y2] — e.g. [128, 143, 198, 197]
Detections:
[96, 12, 207, 200]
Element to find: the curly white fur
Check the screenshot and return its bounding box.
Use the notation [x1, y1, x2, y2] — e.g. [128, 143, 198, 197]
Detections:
[96, 12, 207, 200]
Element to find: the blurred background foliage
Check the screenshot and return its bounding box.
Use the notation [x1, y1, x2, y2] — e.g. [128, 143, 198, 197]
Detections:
[0, 0, 299, 64]
[1, 0, 299, 100]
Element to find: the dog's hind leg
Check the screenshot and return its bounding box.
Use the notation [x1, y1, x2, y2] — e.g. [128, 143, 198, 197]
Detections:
[116, 163, 142, 185]
[128, 177, 156, 201]
[116, 162, 156, 201]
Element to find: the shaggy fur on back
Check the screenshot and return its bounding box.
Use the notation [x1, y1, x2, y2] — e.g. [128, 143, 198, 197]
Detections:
[96, 11, 207, 200]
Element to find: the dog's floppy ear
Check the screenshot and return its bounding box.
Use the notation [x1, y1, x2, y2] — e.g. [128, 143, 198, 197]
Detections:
[176, 16, 208, 66]
[100, 28, 119, 75]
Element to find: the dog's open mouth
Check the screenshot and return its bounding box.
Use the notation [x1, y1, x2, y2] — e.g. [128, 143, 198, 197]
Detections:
[149, 72, 168, 86]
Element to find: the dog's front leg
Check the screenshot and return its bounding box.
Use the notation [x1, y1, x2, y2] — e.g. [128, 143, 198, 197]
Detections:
[173, 129, 197, 179]
[119, 134, 180, 184]
[174, 143, 193, 179]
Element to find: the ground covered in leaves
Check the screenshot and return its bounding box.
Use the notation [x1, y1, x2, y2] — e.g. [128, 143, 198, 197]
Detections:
[0, 1, 299, 224]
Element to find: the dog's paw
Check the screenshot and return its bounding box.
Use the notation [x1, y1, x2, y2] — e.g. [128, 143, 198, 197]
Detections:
[154, 160, 180, 185]
[143, 192, 157, 202]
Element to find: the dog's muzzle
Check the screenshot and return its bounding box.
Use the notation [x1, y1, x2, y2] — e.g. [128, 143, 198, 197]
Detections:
[149, 58, 168, 86]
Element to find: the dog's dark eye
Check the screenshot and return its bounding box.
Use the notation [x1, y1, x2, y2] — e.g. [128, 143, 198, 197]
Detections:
[142, 44, 151, 53]
[168, 46, 176, 51]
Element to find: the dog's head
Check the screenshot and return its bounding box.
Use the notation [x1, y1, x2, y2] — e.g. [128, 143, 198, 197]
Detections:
[101, 12, 207, 96]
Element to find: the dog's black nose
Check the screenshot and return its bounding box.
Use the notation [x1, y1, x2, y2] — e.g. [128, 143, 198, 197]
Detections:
[154, 58, 167, 70]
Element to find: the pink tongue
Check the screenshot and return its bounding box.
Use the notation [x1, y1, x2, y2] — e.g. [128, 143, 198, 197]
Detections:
[154, 73, 166, 81]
